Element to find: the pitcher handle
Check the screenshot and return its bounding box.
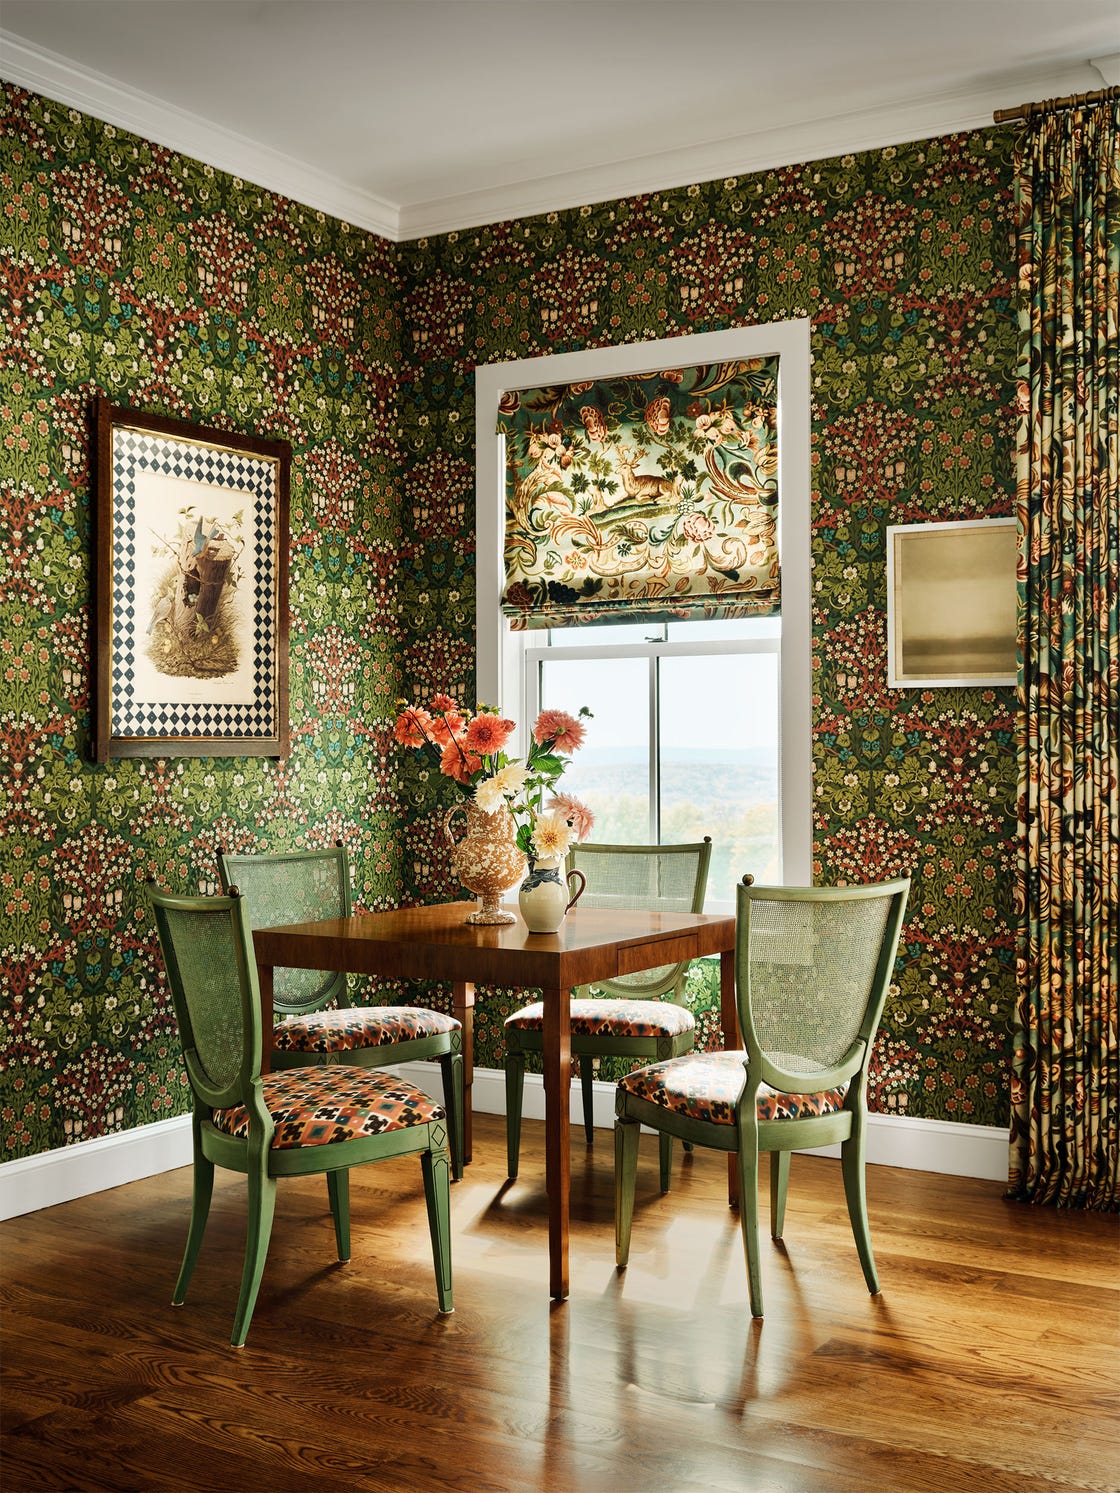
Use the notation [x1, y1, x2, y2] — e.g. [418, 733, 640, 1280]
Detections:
[443, 801, 468, 848]
[565, 867, 586, 913]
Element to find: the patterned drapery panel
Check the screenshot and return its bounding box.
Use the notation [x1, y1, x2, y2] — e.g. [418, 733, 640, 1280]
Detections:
[498, 359, 779, 629]
[1009, 96, 1119, 1210]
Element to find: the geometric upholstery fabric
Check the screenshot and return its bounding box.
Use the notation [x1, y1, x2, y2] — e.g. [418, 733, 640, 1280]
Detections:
[273, 1005, 460, 1053]
[212, 1065, 445, 1148]
[505, 998, 696, 1040]
[618, 1050, 848, 1126]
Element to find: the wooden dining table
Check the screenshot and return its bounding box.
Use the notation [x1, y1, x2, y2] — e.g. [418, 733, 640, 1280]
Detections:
[253, 899, 738, 1300]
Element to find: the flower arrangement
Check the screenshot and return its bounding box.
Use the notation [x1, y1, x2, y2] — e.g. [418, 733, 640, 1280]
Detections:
[394, 695, 595, 862]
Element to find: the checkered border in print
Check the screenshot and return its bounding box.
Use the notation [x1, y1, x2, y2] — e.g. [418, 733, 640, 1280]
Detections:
[111, 429, 278, 739]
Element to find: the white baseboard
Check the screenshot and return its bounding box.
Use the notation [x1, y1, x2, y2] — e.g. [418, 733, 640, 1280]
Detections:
[0, 1112, 193, 1221]
[397, 1061, 1011, 1184]
[0, 1065, 1010, 1220]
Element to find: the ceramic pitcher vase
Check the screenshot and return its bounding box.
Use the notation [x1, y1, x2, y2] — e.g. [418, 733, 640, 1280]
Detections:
[443, 800, 526, 925]
[518, 856, 587, 934]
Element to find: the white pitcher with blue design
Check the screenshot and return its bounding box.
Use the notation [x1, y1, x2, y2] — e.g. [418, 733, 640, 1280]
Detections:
[518, 857, 586, 934]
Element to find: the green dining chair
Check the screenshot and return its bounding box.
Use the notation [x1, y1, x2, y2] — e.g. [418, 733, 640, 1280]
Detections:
[217, 846, 463, 1181]
[615, 875, 910, 1317]
[149, 885, 453, 1347]
[504, 838, 712, 1188]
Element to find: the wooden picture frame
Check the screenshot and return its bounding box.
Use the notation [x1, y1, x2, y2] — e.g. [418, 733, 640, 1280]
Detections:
[886, 517, 1017, 688]
[92, 398, 290, 761]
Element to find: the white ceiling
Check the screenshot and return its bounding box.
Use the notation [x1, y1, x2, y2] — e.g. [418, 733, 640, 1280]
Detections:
[2, 2, 1117, 239]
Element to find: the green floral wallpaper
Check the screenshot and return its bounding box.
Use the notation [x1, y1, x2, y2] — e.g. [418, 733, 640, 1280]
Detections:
[0, 83, 410, 1157]
[1, 78, 1018, 1164]
[398, 135, 1019, 1125]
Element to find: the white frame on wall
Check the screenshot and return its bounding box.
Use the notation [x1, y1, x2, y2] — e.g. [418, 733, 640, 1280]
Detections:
[474, 319, 813, 884]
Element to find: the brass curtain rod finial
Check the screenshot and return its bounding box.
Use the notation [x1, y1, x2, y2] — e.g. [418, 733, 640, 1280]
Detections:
[994, 84, 1119, 123]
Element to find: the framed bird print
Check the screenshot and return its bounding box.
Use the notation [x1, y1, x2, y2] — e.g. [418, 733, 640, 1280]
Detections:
[92, 398, 290, 761]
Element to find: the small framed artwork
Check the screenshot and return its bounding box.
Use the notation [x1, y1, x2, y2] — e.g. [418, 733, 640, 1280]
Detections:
[92, 398, 291, 761]
[886, 517, 1017, 688]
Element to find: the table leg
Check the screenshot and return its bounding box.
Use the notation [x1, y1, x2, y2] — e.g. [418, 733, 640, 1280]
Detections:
[258, 962, 274, 1076]
[541, 982, 571, 1301]
[452, 981, 475, 1165]
[720, 946, 739, 1208]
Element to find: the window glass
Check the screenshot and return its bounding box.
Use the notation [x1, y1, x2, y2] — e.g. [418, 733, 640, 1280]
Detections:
[659, 653, 780, 907]
[538, 656, 651, 841]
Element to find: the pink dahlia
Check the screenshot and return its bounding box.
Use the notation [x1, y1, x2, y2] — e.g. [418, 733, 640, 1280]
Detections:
[547, 793, 595, 842]
[533, 709, 586, 752]
[429, 700, 465, 746]
[440, 737, 482, 785]
[394, 706, 434, 748]
[465, 714, 515, 756]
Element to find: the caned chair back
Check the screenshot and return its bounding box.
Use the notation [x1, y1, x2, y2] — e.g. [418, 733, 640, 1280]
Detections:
[149, 888, 260, 1111]
[217, 847, 350, 1015]
[736, 879, 910, 1092]
[568, 839, 712, 999]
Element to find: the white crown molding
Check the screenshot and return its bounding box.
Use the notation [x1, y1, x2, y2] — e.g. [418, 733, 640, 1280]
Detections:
[0, 33, 1111, 243]
[397, 58, 1107, 240]
[0, 30, 399, 239]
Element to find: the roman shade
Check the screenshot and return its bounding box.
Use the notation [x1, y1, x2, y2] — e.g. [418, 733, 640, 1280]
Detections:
[498, 358, 780, 630]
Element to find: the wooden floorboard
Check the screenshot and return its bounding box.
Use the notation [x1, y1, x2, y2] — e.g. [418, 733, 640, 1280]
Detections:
[2, 1114, 1117, 1493]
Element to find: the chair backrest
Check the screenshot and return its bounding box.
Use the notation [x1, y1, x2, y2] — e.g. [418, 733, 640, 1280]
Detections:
[567, 839, 712, 999]
[149, 887, 261, 1112]
[216, 847, 350, 1016]
[736, 878, 910, 1095]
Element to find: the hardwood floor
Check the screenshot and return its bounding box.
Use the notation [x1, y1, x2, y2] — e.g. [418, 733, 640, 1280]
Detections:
[2, 1114, 1117, 1492]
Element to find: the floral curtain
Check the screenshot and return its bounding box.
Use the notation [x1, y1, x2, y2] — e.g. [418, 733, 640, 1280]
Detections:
[1009, 96, 1119, 1210]
[497, 358, 779, 629]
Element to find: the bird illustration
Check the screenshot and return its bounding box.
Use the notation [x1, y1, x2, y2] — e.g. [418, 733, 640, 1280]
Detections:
[146, 595, 173, 634]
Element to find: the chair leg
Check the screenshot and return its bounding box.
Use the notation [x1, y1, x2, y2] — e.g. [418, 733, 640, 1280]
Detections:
[172, 1141, 214, 1306]
[614, 1117, 641, 1266]
[735, 1134, 764, 1318]
[841, 1128, 880, 1295]
[580, 1058, 596, 1146]
[231, 1167, 277, 1348]
[658, 1132, 673, 1194]
[769, 1150, 790, 1239]
[421, 1143, 454, 1314]
[439, 1051, 465, 1182]
[505, 1051, 525, 1179]
[327, 1168, 351, 1260]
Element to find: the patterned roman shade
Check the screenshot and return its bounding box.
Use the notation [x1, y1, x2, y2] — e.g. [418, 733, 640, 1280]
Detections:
[498, 358, 780, 630]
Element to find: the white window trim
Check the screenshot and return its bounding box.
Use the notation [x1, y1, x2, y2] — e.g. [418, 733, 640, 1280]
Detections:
[474, 319, 812, 884]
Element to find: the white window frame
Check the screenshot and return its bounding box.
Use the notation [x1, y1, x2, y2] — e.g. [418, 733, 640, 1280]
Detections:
[475, 320, 812, 885]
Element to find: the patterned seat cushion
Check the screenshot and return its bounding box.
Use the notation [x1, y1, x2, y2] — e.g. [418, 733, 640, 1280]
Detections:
[619, 1050, 848, 1125]
[506, 998, 696, 1040]
[212, 1065, 444, 1149]
[273, 1005, 460, 1053]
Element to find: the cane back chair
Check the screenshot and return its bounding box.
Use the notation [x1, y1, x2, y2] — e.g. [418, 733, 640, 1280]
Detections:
[149, 886, 453, 1346]
[505, 838, 712, 1187]
[217, 846, 463, 1180]
[615, 875, 910, 1317]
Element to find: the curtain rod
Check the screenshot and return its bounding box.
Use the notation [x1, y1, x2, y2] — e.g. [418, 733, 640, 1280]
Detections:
[994, 85, 1119, 123]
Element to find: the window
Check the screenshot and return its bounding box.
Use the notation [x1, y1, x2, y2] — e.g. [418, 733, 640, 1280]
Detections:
[476, 321, 811, 908]
[526, 619, 780, 908]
